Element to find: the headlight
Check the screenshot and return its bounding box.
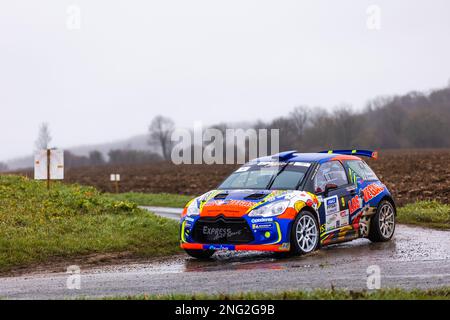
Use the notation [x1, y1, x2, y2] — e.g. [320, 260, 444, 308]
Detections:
[186, 200, 200, 216]
[248, 200, 290, 217]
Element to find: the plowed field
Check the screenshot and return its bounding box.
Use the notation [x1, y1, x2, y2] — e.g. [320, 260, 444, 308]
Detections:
[14, 149, 450, 206]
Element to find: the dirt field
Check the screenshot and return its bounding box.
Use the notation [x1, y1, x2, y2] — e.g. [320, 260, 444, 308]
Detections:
[366, 149, 450, 205]
[15, 149, 450, 206]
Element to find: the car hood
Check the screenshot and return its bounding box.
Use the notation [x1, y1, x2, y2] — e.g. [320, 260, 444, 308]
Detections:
[188, 189, 318, 218]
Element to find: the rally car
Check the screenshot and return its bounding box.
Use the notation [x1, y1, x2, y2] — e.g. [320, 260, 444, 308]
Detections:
[180, 150, 396, 259]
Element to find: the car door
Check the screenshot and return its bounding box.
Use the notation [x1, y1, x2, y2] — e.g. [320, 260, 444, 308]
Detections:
[313, 161, 355, 239]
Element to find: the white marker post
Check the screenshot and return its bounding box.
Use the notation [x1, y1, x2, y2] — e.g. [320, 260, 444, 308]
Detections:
[110, 174, 121, 193]
[34, 149, 64, 190]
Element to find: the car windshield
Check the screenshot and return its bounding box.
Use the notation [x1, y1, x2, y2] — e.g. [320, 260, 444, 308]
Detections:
[218, 161, 311, 190]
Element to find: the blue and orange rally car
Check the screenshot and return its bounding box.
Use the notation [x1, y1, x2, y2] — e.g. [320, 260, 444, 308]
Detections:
[180, 150, 396, 259]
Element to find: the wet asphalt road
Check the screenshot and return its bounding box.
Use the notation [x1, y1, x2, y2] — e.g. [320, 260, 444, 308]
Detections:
[0, 207, 449, 299]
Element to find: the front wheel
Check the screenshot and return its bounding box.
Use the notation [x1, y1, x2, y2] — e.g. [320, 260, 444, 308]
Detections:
[368, 200, 396, 242]
[184, 249, 215, 259]
[290, 210, 320, 255]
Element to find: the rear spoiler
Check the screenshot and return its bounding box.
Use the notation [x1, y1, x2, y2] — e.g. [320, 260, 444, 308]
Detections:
[319, 149, 378, 160]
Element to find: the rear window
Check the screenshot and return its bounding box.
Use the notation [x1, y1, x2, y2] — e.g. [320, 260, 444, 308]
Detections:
[345, 160, 378, 181]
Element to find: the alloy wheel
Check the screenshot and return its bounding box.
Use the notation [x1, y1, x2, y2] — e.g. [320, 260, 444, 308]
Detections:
[295, 215, 318, 252]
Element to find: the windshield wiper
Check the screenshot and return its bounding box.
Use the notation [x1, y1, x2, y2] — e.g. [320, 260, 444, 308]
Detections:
[266, 162, 290, 189]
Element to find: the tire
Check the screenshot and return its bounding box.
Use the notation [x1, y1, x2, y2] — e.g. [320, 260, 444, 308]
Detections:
[368, 200, 396, 242]
[290, 210, 320, 255]
[184, 249, 215, 259]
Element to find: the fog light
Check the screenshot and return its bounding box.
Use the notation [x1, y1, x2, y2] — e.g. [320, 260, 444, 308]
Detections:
[264, 231, 271, 238]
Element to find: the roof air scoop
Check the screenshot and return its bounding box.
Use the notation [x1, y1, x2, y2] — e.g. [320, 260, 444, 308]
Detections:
[271, 150, 298, 161]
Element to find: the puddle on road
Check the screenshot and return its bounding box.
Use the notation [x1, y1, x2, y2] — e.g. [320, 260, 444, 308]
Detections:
[89, 225, 450, 276]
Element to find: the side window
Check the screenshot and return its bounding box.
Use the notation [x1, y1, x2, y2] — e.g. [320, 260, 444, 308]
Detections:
[314, 161, 349, 193]
[361, 161, 378, 180]
[345, 160, 378, 183]
[346, 160, 367, 182]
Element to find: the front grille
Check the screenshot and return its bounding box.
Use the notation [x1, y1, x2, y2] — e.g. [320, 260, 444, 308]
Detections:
[192, 216, 254, 244]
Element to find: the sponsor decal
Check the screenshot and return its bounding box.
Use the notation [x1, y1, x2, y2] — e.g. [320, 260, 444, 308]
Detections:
[250, 217, 274, 223]
[310, 164, 319, 180]
[278, 242, 290, 250]
[203, 200, 225, 207]
[256, 161, 286, 167]
[294, 200, 306, 212]
[362, 183, 384, 202]
[228, 200, 255, 207]
[291, 162, 311, 167]
[235, 166, 250, 172]
[202, 226, 242, 241]
[324, 195, 339, 215]
[325, 209, 349, 231]
[348, 195, 362, 215]
[252, 223, 273, 230]
[185, 217, 195, 223]
[205, 244, 234, 250]
[203, 199, 254, 208]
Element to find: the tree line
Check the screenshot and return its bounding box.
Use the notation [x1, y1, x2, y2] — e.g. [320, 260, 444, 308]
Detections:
[151, 85, 450, 159]
[11, 83, 449, 171]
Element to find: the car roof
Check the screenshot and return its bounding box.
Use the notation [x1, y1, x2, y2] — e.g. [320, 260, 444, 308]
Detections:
[251, 152, 361, 164]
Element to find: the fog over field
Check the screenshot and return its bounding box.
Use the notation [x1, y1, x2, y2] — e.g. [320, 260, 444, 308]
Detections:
[1, 0, 450, 161]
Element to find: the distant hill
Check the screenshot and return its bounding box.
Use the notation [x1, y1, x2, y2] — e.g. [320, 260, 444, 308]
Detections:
[6, 134, 157, 170]
[68, 134, 152, 157]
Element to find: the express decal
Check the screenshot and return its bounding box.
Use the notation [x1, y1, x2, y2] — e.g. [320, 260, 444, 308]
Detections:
[203, 199, 254, 208]
[202, 226, 242, 240]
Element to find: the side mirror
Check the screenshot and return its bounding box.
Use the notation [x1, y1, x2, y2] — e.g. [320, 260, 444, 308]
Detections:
[324, 183, 338, 195]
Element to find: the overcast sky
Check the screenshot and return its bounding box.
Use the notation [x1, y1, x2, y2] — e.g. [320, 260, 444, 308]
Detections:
[1, 0, 450, 161]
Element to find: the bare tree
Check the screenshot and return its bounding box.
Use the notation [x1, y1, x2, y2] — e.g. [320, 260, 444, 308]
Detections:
[290, 105, 310, 138]
[332, 105, 358, 147]
[88, 150, 105, 166]
[35, 122, 52, 150]
[148, 115, 175, 161]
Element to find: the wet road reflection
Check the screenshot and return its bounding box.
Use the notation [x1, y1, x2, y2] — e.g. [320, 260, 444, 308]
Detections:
[180, 224, 449, 273]
[1, 225, 449, 299]
[77, 224, 450, 276]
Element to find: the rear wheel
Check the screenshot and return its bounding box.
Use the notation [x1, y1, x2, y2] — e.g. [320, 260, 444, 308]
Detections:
[290, 210, 320, 255]
[184, 249, 215, 259]
[368, 200, 396, 242]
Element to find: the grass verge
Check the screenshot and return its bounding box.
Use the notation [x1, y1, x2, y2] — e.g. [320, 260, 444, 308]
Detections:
[0, 175, 180, 273]
[108, 287, 450, 300]
[106, 192, 193, 208]
[397, 200, 450, 229]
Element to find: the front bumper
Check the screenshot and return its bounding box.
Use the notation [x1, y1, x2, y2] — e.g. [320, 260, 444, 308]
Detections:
[180, 242, 291, 252]
[180, 215, 292, 252]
